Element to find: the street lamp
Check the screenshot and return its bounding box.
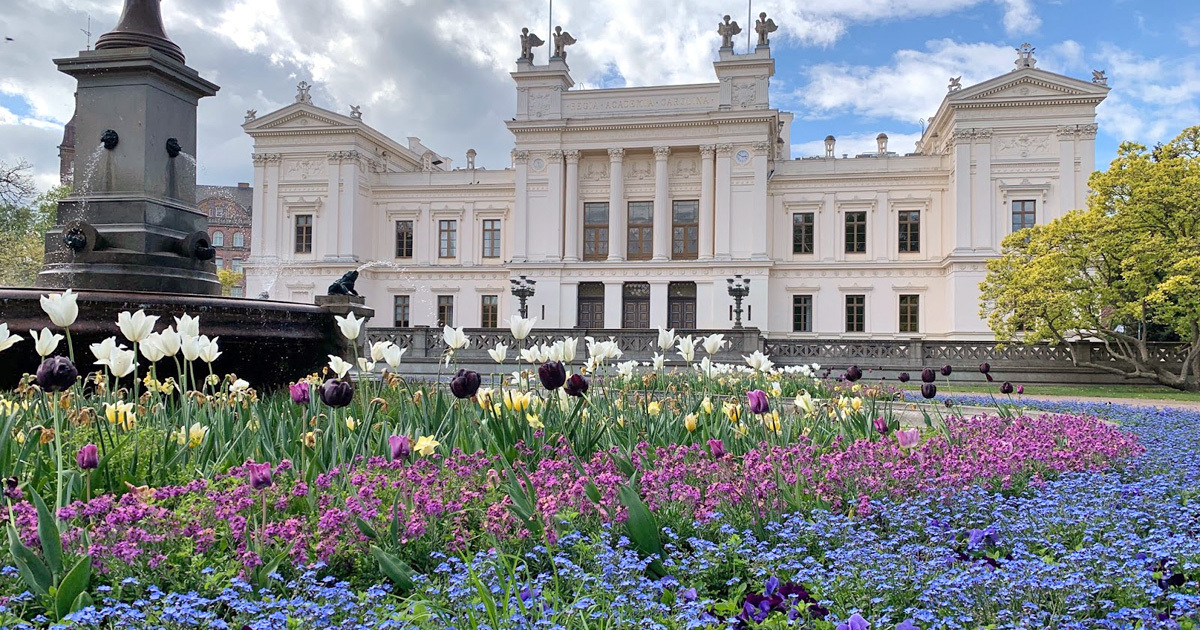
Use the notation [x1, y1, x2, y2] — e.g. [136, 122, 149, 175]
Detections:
[510, 275, 537, 319]
[727, 274, 750, 329]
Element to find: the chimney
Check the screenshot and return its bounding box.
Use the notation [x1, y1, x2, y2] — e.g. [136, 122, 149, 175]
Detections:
[238, 182, 250, 189]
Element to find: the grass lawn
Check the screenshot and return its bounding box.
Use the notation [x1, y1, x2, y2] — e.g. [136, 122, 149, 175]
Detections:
[898, 382, 1200, 403]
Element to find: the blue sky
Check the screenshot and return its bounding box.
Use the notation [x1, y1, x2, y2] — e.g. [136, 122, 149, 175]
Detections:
[1, 0, 1198, 192]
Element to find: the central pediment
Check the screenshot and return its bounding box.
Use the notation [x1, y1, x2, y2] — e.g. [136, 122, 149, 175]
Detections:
[244, 104, 358, 132]
[950, 68, 1109, 105]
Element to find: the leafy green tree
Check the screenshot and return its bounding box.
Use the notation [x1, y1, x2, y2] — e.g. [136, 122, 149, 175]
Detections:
[981, 126, 1200, 391]
[217, 268, 244, 296]
[0, 161, 68, 287]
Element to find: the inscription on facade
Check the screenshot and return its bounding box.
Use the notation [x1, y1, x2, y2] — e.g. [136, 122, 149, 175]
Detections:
[564, 94, 717, 115]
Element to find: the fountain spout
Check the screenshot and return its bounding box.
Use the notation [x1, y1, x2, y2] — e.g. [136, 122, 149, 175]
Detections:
[95, 0, 185, 64]
[101, 130, 119, 150]
[165, 138, 182, 158]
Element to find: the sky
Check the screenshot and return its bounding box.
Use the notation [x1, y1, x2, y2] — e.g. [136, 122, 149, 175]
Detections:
[1, 0, 1198, 194]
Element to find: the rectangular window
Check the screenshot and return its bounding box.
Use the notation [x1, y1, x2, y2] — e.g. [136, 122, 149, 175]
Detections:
[438, 220, 457, 258]
[436, 295, 454, 328]
[792, 295, 813, 333]
[233, 232, 245, 249]
[1012, 200, 1036, 232]
[583, 203, 609, 261]
[295, 214, 313, 254]
[845, 211, 867, 254]
[845, 294, 865, 333]
[231, 259, 243, 274]
[671, 200, 699, 260]
[395, 220, 414, 258]
[627, 201, 654, 261]
[898, 210, 921, 253]
[481, 219, 501, 259]
[899, 294, 920, 334]
[393, 295, 411, 327]
[622, 282, 651, 328]
[481, 295, 499, 328]
[792, 212, 814, 255]
[214, 256, 223, 269]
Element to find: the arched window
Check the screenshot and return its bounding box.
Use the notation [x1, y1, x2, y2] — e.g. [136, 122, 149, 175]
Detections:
[233, 232, 244, 248]
[212, 230, 224, 247]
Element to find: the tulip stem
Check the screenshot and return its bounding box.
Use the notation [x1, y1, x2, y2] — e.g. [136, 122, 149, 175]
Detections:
[65, 329, 75, 365]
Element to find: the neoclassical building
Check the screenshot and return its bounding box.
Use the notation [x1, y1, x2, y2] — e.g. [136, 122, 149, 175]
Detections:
[242, 33, 1108, 340]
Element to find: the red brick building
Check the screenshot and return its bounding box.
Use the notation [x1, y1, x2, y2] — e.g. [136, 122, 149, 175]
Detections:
[197, 184, 253, 297]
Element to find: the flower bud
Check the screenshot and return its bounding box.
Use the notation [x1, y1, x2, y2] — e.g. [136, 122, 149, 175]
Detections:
[319, 379, 354, 408]
[246, 461, 274, 490]
[388, 435, 411, 462]
[920, 383, 938, 399]
[76, 443, 99, 470]
[36, 356, 78, 392]
[564, 373, 589, 397]
[746, 389, 770, 415]
[289, 381, 311, 405]
[921, 368, 936, 383]
[844, 365, 863, 382]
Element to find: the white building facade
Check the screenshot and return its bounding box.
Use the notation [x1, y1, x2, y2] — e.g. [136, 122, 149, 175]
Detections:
[243, 39, 1107, 340]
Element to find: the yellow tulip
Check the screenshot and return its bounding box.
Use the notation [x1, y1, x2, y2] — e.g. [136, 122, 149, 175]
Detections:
[503, 390, 531, 412]
[526, 414, 544, 430]
[764, 410, 781, 433]
[684, 413, 698, 432]
[701, 397, 714, 414]
[105, 402, 136, 430]
[723, 402, 741, 424]
[647, 401, 662, 416]
[303, 431, 317, 448]
[414, 435, 440, 456]
[14, 430, 25, 444]
[345, 417, 357, 430]
[851, 397, 863, 412]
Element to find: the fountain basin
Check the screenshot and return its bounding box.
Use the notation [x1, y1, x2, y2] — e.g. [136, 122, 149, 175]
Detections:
[0, 288, 344, 390]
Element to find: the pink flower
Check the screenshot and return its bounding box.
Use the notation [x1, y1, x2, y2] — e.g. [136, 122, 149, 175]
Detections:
[247, 462, 274, 490]
[76, 444, 99, 470]
[896, 429, 921, 449]
[746, 390, 770, 415]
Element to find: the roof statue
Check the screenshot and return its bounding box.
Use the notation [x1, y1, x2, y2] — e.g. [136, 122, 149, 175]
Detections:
[350, 105, 362, 120]
[755, 12, 778, 47]
[519, 27, 544, 62]
[552, 26, 576, 59]
[948, 76, 962, 92]
[244, 109, 256, 123]
[1092, 70, 1108, 86]
[718, 15, 741, 49]
[1015, 43, 1037, 69]
[295, 81, 312, 104]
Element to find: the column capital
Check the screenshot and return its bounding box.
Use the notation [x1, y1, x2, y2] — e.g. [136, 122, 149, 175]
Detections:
[653, 146, 672, 160]
[548, 149, 564, 162]
[752, 141, 771, 156]
[252, 153, 282, 165]
[512, 150, 530, 165]
[563, 149, 581, 164]
[715, 143, 734, 156]
[607, 147, 626, 161]
[700, 145, 716, 158]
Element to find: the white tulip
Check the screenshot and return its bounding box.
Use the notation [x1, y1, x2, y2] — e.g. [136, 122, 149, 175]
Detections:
[198, 336, 222, 363]
[676, 335, 697, 363]
[698, 356, 718, 379]
[519, 346, 544, 364]
[174, 314, 200, 337]
[743, 350, 774, 373]
[107, 348, 138, 378]
[328, 355, 352, 379]
[30, 328, 64, 358]
[40, 289, 79, 328]
[382, 344, 407, 369]
[651, 353, 665, 371]
[488, 342, 508, 364]
[656, 327, 677, 352]
[561, 337, 578, 363]
[181, 335, 203, 361]
[90, 336, 124, 365]
[139, 333, 167, 363]
[442, 325, 469, 350]
[117, 310, 159, 343]
[357, 357, 376, 373]
[795, 392, 816, 415]
[370, 340, 393, 362]
[701, 334, 726, 356]
[616, 360, 637, 380]
[156, 326, 181, 357]
[542, 342, 563, 363]
[0, 324, 23, 353]
[508, 315, 537, 341]
[335, 312, 364, 341]
[230, 379, 250, 393]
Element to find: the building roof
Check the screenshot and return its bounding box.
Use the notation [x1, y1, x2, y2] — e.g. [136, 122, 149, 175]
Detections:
[197, 184, 253, 216]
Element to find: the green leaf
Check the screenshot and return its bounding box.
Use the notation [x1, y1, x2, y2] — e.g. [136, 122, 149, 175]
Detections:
[29, 488, 63, 577]
[54, 555, 91, 621]
[617, 484, 667, 577]
[72, 591, 93, 614]
[355, 516, 379, 540]
[369, 545, 415, 592]
[7, 525, 51, 596]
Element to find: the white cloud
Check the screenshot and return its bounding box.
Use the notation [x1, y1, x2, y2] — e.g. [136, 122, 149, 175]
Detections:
[999, 0, 1041, 36]
[1094, 46, 1200, 146]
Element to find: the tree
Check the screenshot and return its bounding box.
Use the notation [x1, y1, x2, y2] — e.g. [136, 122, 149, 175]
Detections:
[980, 126, 1200, 391]
[217, 268, 244, 296]
[0, 161, 67, 287]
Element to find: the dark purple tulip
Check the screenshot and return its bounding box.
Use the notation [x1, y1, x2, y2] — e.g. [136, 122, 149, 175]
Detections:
[289, 381, 311, 405]
[1017, 384, 1025, 395]
[35, 356, 78, 392]
[873, 416, 888, 435]
[3, 476, 19, 500]
[319, 379, 354, 408]
[920, 383, 937, 399]
[707, 438, 726, 459]
[388, 435, 411, 462]
[845, 365, 863, 382]
[538, 361, 567, 391]
[449, 369, 481, 399]
[940, 364, 953, 377]
[921, 368, 936, 383]
[246, 461, 273, 490]
[1000, 381, 1014, 395]
[76, 443, 99, 470]
[564, 373, 589, 397]
[979, 362, 991, 374]
[746, 389, 770, 415]
[898, 372, 910, 383]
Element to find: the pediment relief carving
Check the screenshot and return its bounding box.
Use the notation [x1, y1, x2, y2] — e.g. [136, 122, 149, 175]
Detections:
[260, 110, 349, 130]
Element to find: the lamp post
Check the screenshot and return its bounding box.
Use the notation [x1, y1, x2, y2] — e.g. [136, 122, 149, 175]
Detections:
[510, 275, 536, 319]
[727, 274, 750, 329]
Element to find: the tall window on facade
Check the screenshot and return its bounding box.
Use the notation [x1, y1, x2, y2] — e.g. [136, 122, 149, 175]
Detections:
[231, 287, 243, 298]
[583, 203, 609, 261]
[667, 282, 697, 329]
[577, 282, 605, 328]
[212, 230, 224, 247]
[671, 200, 699, 260]
[393, 295, 411, 327]
[1012, 200, 1036, 232]
[395, 220, 414, 258]
[792, 295, 813, 332]
[845, 294, 865, 333]
[898, 210, 921, 253]
[622, 282, 651, 328]
[481, 219, 501, 259]
[627, 201, 653, 261]
[438, 220, 457, 258]
[436, 295, 454, 328]
[232, 232, 245, 249]
[294, 215, 313, 254]
[845, 211, 867, 253]
[215, 256, 223, 269]
[481, 295, 499, 328]
[792, 213, 814, 254]
[899, 294, 920, 333]
[231, 259, 243, 274]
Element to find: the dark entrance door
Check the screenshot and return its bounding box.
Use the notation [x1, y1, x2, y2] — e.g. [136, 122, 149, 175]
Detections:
[577, 282, 605, 328]
[622, 282, 650, 329]
[668, 282, 697, 329]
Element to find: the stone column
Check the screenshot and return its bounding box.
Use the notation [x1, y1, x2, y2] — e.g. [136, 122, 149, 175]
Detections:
[1056, 126, 1077, 220]
[751, 141, 770, 260]
[714, 144, 733, 259]
[649, 280, 669, 329]
[604, 281, 623, 328]
[952, 131, 973, 253]
[461, 202, 476, 266]
[563, 150, 581, 261]
[264, 156, 282, 258]
[250, 154, 268, 257]
[337, 152, 359, 261]
[559, 281, 578, 328]
[513, 150, 530, 262]
[323, 152, 342, 260]
[652, 146, 671, 261]
[546, 150, 564, 262]
[970, 129, 992, 252]
[1078, 124, 1097, 207]
[416, 203, 431, 265]
[607, 148, 625, 262]
[699, 145, 715, 260]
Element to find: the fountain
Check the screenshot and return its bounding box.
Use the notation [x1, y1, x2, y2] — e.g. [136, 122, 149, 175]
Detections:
[0, 0, 372, 388]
